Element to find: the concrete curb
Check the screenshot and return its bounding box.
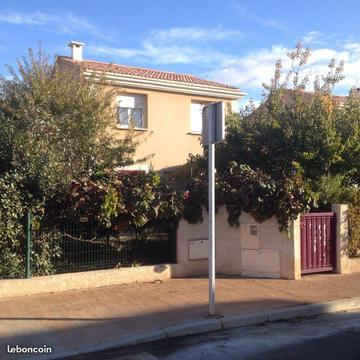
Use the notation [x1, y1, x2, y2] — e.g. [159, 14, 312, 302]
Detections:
[39, 297, 360, 360]
[165, 319, 222, 338]
[267, 297, 360, 322]
[221, 311, 268, 330]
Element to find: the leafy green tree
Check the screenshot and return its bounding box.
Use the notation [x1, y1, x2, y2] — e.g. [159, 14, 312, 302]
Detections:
[218, 44, 346, 182]
[215, 43, 360, 211]
[0, 47, 138, 200]
[183, 43, 360, 229]
[0, 47, 140, 277]
[0, 172, 26, 278]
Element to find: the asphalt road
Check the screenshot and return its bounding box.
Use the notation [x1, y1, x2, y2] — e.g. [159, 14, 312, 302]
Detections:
[66, 309, 360, 360]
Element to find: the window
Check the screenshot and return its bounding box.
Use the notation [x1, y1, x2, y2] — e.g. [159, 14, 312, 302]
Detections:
[190, 101, 206, 133]
[117, 94, 146, 129]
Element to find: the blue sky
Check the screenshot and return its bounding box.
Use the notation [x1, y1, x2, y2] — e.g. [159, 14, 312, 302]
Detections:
[1, 0, 360, 105]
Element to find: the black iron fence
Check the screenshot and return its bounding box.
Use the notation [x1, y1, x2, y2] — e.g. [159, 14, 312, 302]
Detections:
[28, 217, 176, 277]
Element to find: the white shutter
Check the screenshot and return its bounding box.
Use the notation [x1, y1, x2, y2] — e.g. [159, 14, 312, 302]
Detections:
[118, 95, 135, 108]
[190, 102, 203, 133]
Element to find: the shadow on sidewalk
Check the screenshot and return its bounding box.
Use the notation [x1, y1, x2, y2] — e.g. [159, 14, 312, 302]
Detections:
[0, 298, 306, 359]
[3, 272, 359, 360]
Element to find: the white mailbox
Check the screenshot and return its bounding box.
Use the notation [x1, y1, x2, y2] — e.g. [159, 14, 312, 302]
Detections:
[188, 239, 208, 260]
[240, 223, 259, 249]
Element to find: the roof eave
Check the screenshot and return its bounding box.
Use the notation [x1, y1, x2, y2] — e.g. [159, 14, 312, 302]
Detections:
[83, 69, 245, 100]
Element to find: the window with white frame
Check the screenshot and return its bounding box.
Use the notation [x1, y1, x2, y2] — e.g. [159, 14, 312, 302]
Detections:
[117, 94, 147, 129]
[190, 101, 207, 133]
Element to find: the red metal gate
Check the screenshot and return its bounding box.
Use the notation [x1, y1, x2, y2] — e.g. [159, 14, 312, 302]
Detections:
[300, 213, 336, 274]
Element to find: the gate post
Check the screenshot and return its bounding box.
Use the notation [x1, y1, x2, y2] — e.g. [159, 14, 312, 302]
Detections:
[280, 216, 301, 279]
[290, 216, 301, 279]
[25, 212, 32, 278]
[332, 204, 350, 274]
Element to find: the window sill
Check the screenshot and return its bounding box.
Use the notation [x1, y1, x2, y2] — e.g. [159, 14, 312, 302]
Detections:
[116, 126, 149, 132]
[188, 131, 202, 135]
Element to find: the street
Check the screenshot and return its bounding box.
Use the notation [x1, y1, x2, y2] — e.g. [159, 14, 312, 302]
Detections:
[67, 309, 360, 360]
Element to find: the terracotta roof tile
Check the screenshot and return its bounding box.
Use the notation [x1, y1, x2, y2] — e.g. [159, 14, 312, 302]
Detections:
[57, 56, 241, 92]
[282, 88, 348, 104]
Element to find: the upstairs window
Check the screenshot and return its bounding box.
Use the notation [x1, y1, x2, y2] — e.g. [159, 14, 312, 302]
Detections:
[117, 94, 147, 129]
[190, 101, 207, 133]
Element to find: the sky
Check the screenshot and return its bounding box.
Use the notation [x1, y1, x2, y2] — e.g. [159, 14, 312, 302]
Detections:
[1, 0, 360, 106]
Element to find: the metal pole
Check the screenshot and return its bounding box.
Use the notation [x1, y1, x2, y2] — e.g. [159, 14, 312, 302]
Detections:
[25, 212, 32, 279]
[208, 142, 216, 316]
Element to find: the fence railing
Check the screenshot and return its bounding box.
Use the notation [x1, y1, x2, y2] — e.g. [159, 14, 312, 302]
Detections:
[25, 214, 176, 278]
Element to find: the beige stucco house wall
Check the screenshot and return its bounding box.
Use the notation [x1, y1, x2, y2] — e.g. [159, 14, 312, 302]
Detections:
[58, 42, 245, 171]
[110, 86, 235, 170]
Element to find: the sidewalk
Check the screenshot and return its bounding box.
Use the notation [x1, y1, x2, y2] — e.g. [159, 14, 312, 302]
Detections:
[1, 273, 360, 359]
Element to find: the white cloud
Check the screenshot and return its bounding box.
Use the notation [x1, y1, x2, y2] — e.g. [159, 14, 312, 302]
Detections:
[344, 42, 360, 53]
[89, 32, 360, 95]
[90, 41, 228, 65]
[0, 11, 115, 40]
[150, 26, 243, 41]
[302, 31, 325, 45]
[231, 4, 288, 31]
[205, 45, 291, 89]
[84, 22, 360, 97]
[205, 42, 360, 95]
[0, 12, 44, 25]
[88, 26, 239, 65]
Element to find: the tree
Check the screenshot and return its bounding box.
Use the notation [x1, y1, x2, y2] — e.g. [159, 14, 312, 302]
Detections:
[215, 43, 360, 210]
[0, 47, 138, 201]
[0, 47, 140, 278]
[183, 43, 360, 229]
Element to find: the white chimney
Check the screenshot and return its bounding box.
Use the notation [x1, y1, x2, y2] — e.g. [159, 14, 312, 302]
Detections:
[68, 41, 85, 61]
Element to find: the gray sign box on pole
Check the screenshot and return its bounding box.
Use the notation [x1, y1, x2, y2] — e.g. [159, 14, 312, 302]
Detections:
[202, 102, 225, 145]
[201, 101, 225, 316]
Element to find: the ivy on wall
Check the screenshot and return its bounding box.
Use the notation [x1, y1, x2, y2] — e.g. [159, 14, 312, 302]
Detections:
[182, 162, 315, 231]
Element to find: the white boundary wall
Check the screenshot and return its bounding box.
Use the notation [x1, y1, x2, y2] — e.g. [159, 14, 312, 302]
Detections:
[174, 206, 300, 280]
[0, 264, 173, 299]
[333, 204, 360, 274]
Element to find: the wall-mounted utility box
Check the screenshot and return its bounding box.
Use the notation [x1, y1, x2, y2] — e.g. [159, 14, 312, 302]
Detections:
[240, 223, 260, 249]
[188, 239, 208, 260]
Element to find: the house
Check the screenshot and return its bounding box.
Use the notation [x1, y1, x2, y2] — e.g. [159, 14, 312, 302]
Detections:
[281, 88, 350, 106]
[57, 41, 245, 171]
